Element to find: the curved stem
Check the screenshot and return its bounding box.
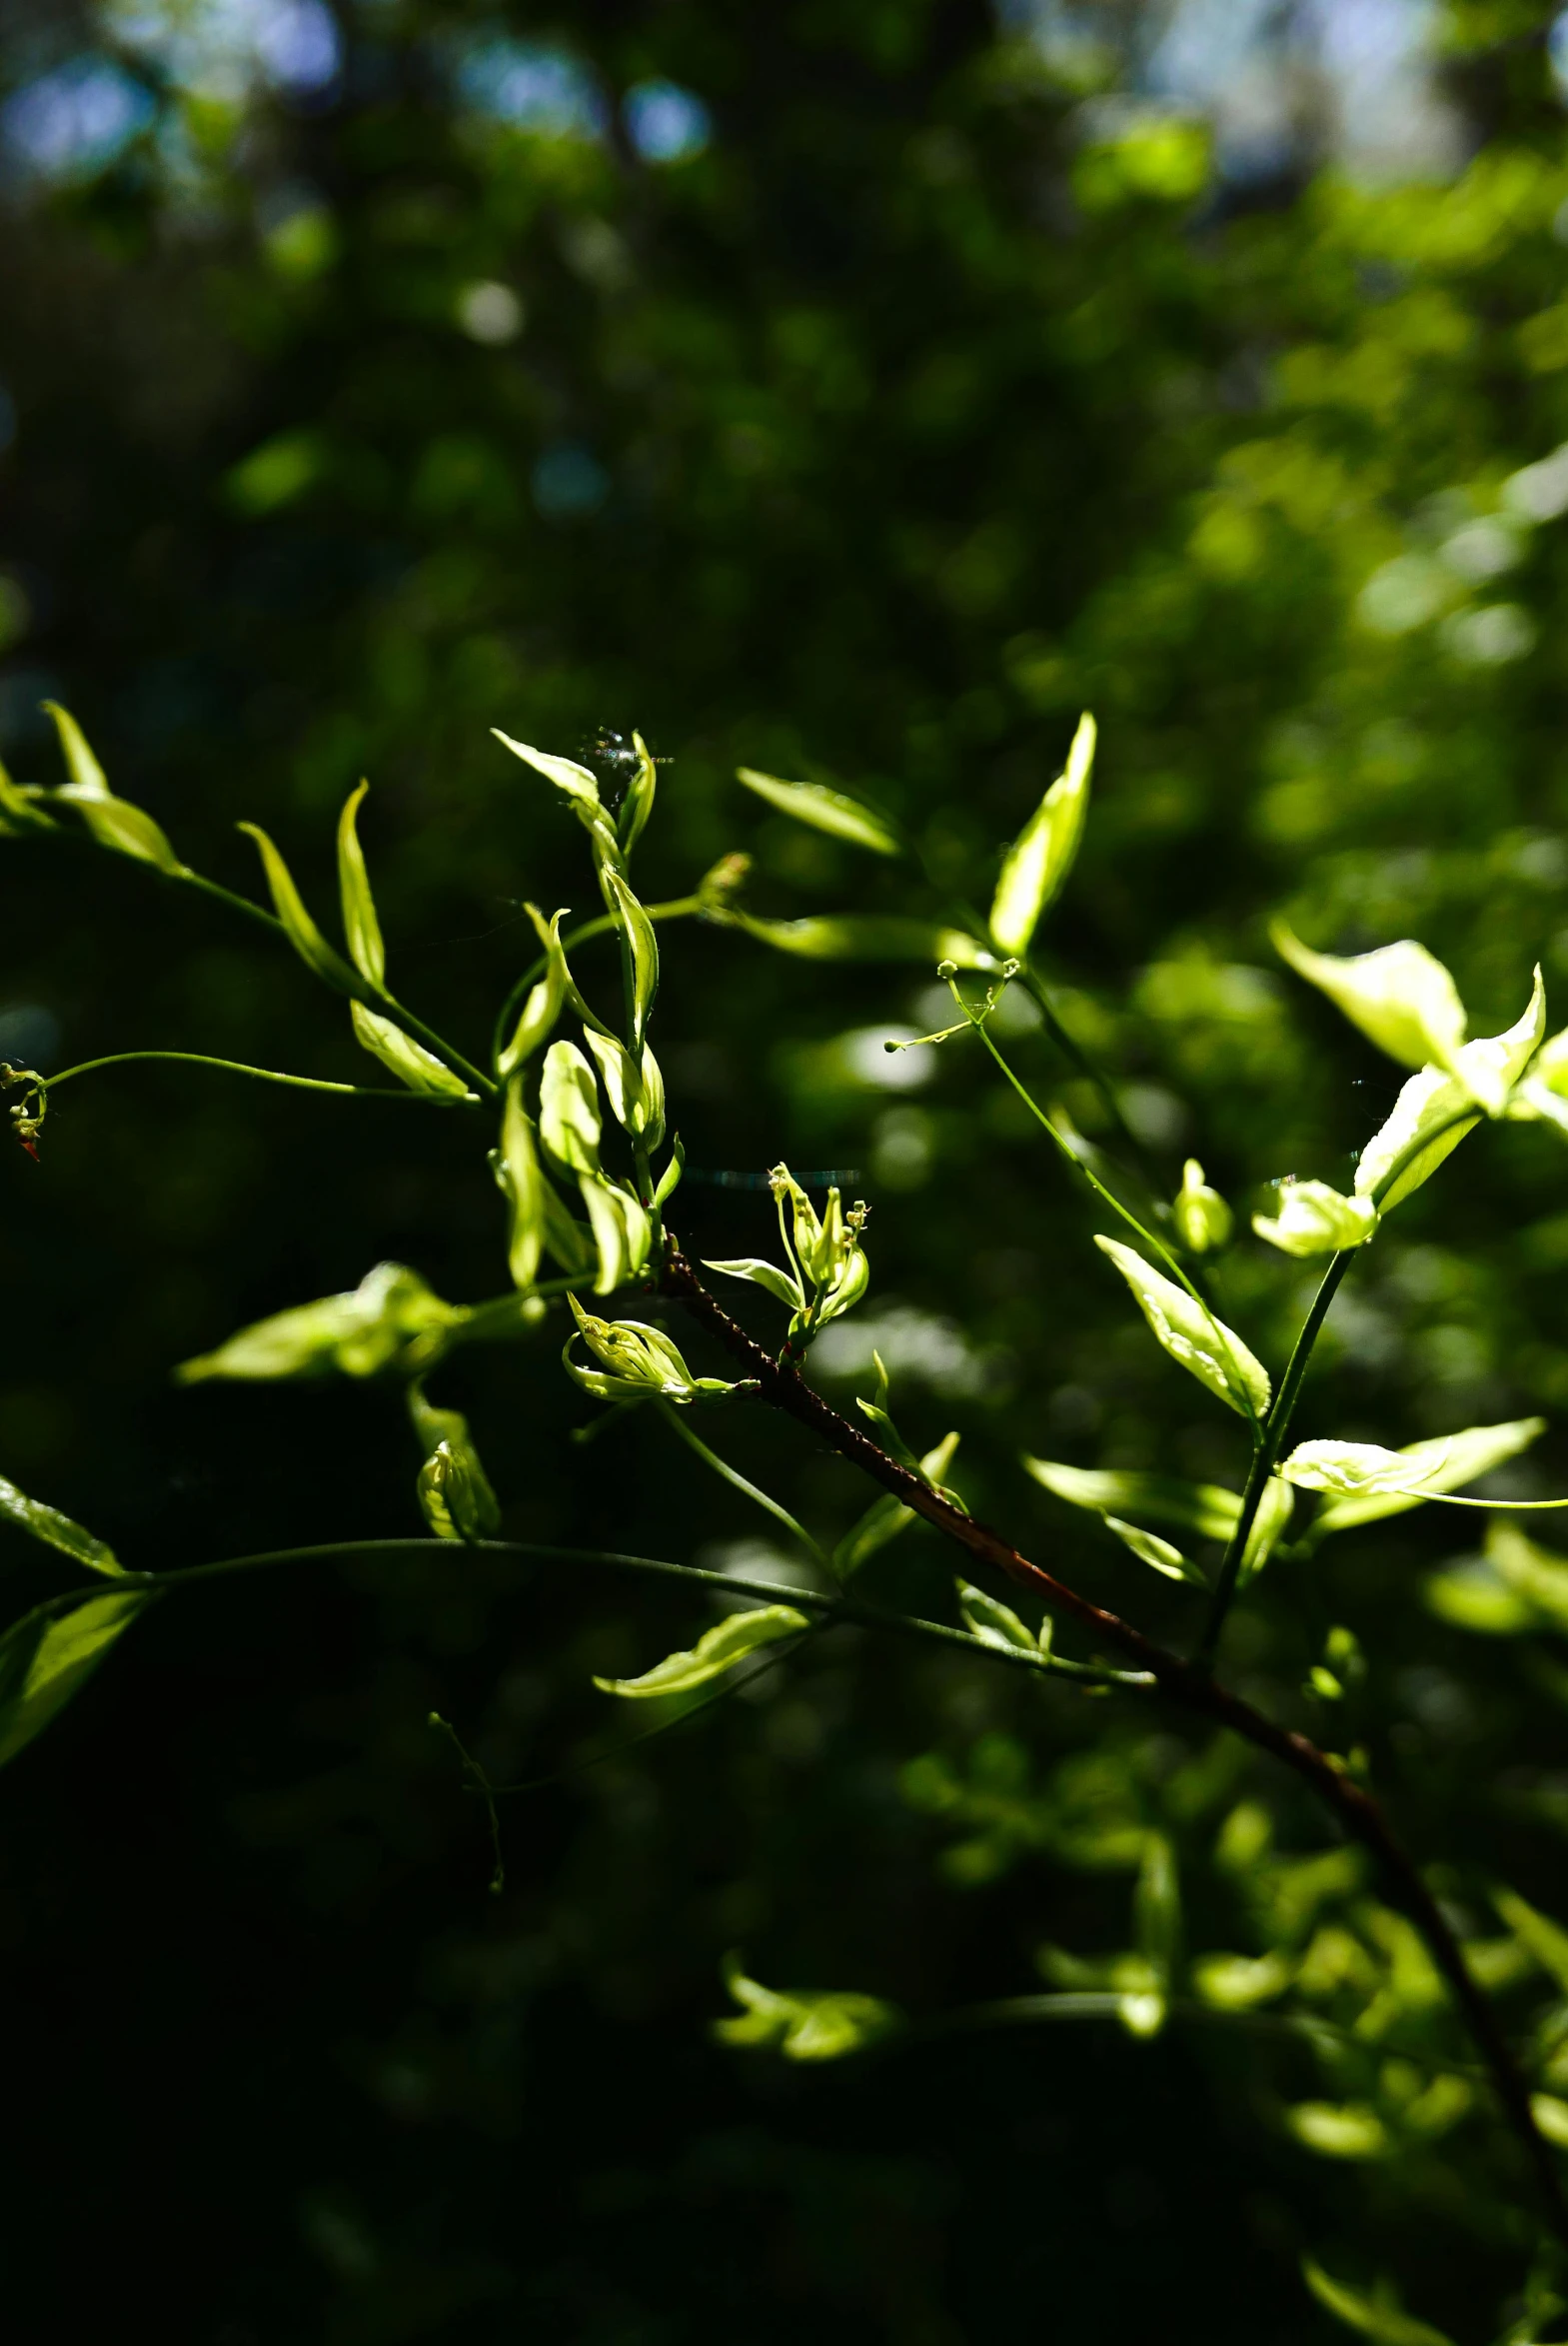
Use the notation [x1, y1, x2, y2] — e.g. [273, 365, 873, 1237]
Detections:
[489, 898, 700, 1073]
[661, 1243, 1568, 2243]
[38, 1051, 479, 1107]
[1013, 960, 1168, 1195]
[654, 1396, 830, 1570]
[1195, 1249, 1356, 1670]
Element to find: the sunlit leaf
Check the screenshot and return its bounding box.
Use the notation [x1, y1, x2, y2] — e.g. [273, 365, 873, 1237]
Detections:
[350, 1003, 471, 1097]
[603, 866, 660, 1051]
[1301, 2258, 1455, 2345]
[956, 1579, 1037, 1653]
[238, 822, 363, 997]
[498, 906, 570, 1079]
[1094, 1237, 1270, 1419]
[620, 730, 658, 856]
[715, 1953, 898, 2060]
[0, 1589, 149, 1770]
[44, 703, 187, 875]
[733, 913, 993, 968]
[1252, 1179, 1378, 1257]
[832, 1431, 960, 1581]
[0, 1472, 121, 1577]
[177, 1261, 460, 1381]
[1353, 1065, 1480, 1211]
[702, 1256, 805, 1310]
[579, 1173, 651, 1295]
[1172, 1158, 1231, 1254]
[1285, 2104, 1390, 2161]
[539, 1040, 602, 1175]
[1103, 1514, 1207, 1587]
[1271, 926, 1469, 1078]
[1492, 1886, 1568, 1995]
[499, 1076, 546, 1289]
[1299, 1417, 1545, 1535]
[736, 767, 902, 856]
[594, 1603, 810, 1696]
[335, 780, 386, 988]
[1239, 1474, 1295, 1581]
[1021, 1458, 1242, 1541]
[988, 710, 1095, 957]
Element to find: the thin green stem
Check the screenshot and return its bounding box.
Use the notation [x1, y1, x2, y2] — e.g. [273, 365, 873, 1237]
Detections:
[490, 899, 700, 1072]
[1013, 960, 1168, 1195]
[654, 1396, 830, 1570]
[12, 1536, 1146, 1688]
[1196, 1249, 1356, 1670]
[38, 1050, 480, 1107]
[958, 991, 1253, 1422]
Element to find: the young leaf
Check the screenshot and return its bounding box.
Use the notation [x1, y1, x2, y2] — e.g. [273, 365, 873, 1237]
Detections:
[1021, 1459, 1242, 1542]
[1134, 1832, 1180, 1985]
[988, 710, 1096, 958]
[350, 1003, 471, 1097]
[1301, 1416, 1545, 1535]
[603, 866, 660, 1051]
[335, 781, 386, 988]
[500, 1076, 546, 1289]
[498, 905, 570, 1078]
[1271, 927, 1467, 1077]
[736, 767, 901, 856]
[715, 1954, 898, 2060]
[1252, 1179, 1378, 1257]
[491, 730, 620, 859]
[1094, 1237, 1270, 1420]
[1172, 1159, 1231, 1254]
[653, 1135, 685, 1207]
[702, 1257, 805, 1310]
[0, 1588, 149, 1770]
[619, 731, 658, 857]
[1239, 1474, 1295, 1581]
[1354, 1066, 1481, 1212]
[0, 1472, 121, 1577]
[1448, 964, 1545, 1117]
[1491, 1886, 1568, 1995]
[832, 1432, 961, 1580]
[539, 1040, 602, 1174]
[1283, 1440, 1448, 1498]
[732, 913, 994, 968]
[1103, 1514, 1207, 1588]
[238, 823, 364, 997]
[417, 1434, 501, 1543]
[579, 1174, 652, 1295]
[43, 703, 187, 875]
[1301, 2258, 1455, 2346]
[957, 1581, 1038, 1654]
[584, 1027, 664, 1145]
[594, 1604, 809, 1697]
[177, 1261, 459, 1381]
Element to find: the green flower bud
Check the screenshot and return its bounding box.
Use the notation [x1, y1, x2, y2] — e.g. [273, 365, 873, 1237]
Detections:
[564, 1295, 742, 1404]
[1172, 1160, 1232, 1254]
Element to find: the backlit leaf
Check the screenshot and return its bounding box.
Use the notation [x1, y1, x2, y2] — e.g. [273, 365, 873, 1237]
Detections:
[594, 1603, 809, 1697]
[956, 1580, 1038, 1653]
[1301, 2258, 1455, 2346]
[733, 913, 993, 968]
[1094, 1238, 1270, 1419]
[350, 1003, 471, 1097]
[1021, 1459, 1242, 1542]
[0, 1589, 149, 1770]
[988, 711, 1096, 957]
[1104, 1514, 1207, 1587]
[1272, 926, 1466, 1076]
[335, 781, 386, 987]
[0, 1472, 121, 1577]
[1302, 1417, 1545, 1535]
[736, 767, 902, 856]
[715, 1953, 898, 2060]
[238, 823, 364, 997]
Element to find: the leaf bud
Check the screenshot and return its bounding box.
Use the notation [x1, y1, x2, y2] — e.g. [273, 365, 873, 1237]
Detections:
[1252, 1179, 1377, 1258]
[1172, 1160, 1232, 1254]
[564, 1294, 742, 1404]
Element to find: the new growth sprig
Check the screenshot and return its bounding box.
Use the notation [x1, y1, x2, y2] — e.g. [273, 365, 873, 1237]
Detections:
[12, 697, 1568, 2319]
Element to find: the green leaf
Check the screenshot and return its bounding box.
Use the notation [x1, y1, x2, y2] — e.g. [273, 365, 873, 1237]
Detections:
[1134, 1831, 1179, 1984]
[1239, 1474, 1295, 1582]
[1172, 1159, 1232, 1254]
[594, 1603, 810, 1697]
[1423, 1558, 1538, 1635]
[584, 1028, 665, 1146]
[1301, 1417, 1545, 1536]
[335, 780, 386, 987]
[416, 1431, 501, 1543]
[493, 730, 621, 860]
[1021, 1458, 1242, 1542]
[1093, 1238, 1271, 1419]
[1103, 1514, 1207, 1588]
[736, 767, 902, 856]
[1286, 2105, 1391, 2162]
[349, 1003, 471, 1097]
[498, 906, 570, 1079]
[177, 1261, 459, 1381]
[0, 1588, 149, 1770]
[619, 731, 658, 857]
[1355, 1066, 1480, 1211]
[1448, 965, 1545, 1116]
[579, 1173, 652, 1295]
[831, 1432, 960, 1582]
[0, 1472, 121, 1577]
[1301, 2258, 1456, 2346]
[988, 710, 1096, 957]
[653, 1135, 685, 1207]
[499, 1076, 546, 1289]
[703, 1256, 805, 1310]
[1252, 1179, 1378, 1256]
[1492, 1886, 1568, 1995]
[0, 750, 54, 834]
[1272, 925, 1467, 1077]
[43, 702, 187, 875]
[539, 1040, 602, 1174]
[1531, 2093, 1568, 2148]
[733, 913, 994, 968]
[1481, 1518, 1568, 1629]
[238, 823, 364, 997]
[603, 866, 660, 1052]
[957, 1580, 1038, 1654]
[715, 1953, 898, 2060]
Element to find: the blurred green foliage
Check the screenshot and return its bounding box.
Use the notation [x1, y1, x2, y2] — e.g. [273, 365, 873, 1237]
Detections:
[12, 1, 1568, 2340]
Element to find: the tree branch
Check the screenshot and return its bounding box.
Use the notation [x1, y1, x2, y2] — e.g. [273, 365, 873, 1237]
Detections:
[662, 1238, 1568, 2241]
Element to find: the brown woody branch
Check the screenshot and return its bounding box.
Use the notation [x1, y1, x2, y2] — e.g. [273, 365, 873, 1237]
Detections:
[662, 1239, 1568, 2242]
